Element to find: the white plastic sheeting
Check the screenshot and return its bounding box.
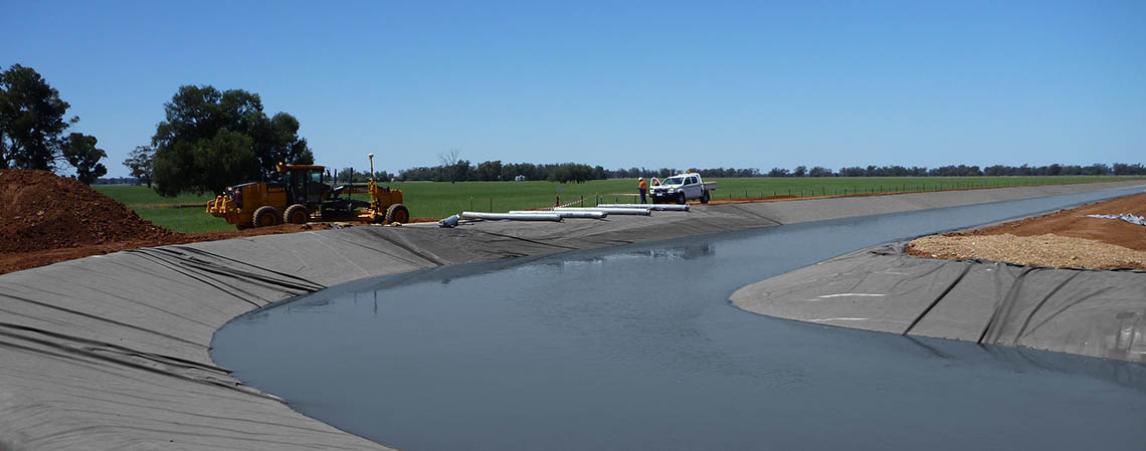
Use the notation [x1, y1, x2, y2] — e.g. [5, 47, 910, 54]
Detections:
[1086, 213, 1146, 226]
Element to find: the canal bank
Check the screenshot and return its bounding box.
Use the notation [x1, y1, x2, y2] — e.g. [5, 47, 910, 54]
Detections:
[731, 199, 1146, 363]
[0, 181, 1142, 450]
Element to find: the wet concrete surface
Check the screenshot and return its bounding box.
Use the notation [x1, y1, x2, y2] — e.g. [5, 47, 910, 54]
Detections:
[213, 187, 1146, 451]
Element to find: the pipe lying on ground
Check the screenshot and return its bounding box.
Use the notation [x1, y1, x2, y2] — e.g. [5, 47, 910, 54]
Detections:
[509, 210, 608, 219]
[597, 204, 690, 212]
[460, 211, 563, 222]
[553, 207, 652, 216]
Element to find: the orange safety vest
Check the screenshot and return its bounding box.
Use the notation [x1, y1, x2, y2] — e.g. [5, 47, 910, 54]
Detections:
[639, 180, 648, 189]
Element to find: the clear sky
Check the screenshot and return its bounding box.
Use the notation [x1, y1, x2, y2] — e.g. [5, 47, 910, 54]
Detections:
[3, 0, 1144, 177]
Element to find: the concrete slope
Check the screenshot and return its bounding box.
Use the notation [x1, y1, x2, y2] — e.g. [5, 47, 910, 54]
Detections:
[0, 180, 1140, 450]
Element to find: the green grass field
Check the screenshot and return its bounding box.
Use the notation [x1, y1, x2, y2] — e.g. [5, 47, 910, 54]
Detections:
[96, 175, 1142, 233]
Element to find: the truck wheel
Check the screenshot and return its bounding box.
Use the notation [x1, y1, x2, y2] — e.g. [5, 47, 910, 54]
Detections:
[701, 191, 710, 204]
[385, 203, 410, 224]
[252, 206, 280, 228]
[677, 193, 686, 205]
[284, 204, 309, 224]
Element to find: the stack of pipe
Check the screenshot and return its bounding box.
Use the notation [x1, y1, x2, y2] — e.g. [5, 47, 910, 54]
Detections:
[553, 207, 651, 216]
[509, 210, 607, 219]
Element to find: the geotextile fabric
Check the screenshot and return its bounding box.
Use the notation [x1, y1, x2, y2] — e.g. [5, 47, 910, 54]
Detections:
[0, 180, 1142, 450]
[731, 243, 1146, 362]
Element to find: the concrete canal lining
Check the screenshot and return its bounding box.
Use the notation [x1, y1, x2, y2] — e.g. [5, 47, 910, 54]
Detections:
[0, 181, 1141, 450]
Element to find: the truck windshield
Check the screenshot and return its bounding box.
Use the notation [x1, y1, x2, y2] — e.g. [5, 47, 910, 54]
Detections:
[664, 177, 684, 185]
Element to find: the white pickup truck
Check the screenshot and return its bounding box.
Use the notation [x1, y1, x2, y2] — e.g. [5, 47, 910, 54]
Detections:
[649, 172, 718, 204]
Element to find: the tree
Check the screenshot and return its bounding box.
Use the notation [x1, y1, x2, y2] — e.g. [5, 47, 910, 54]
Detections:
[151, 85, 312, 195]
[476, 160, 503, 181]
[62, 133, 108, 184]
[0, 64, 76, 170]
[123, 145, 155, 187]
[438, 149, 466, 183]
[194, 130, 258, 194]
[809, 166, 833, 177]
[336, 167, 362, 183]
[767, 167, 790, 177]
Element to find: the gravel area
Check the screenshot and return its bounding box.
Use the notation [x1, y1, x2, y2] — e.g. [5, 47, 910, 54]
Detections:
[909, 233, 1146, 270]
[907, 191, 1146, 270]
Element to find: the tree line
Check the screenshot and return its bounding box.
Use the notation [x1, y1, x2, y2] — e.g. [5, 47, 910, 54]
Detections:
[0, 64, 312, 195]
[390, 160, 1146, 183]
[762, 163, 1146, 178]
[0, 64, 108, 183]
[398, 157, 609, 183]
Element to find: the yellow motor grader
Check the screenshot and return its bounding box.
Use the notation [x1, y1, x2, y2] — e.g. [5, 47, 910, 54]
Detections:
[207, 154, 409, 229]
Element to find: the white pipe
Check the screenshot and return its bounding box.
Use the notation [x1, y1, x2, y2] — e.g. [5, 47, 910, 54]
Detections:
[509, 210, 607, 219]
[553, 207, 651, 216]
[460, 212, 563, 222]
[596, 204, 690, 212]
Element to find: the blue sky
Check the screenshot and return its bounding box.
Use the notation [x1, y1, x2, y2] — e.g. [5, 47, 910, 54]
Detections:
[3, 0, 1143, 177]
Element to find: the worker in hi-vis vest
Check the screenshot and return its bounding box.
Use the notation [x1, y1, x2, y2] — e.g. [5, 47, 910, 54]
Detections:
[638, 177, 648, 204]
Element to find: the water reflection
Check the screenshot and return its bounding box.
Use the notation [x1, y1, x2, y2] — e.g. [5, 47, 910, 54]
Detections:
[905, 336, 1146, 393]
[547, 243, 718, 268]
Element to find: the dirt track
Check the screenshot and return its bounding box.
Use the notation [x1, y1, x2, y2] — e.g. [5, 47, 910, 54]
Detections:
[908, 192, 1146, 269]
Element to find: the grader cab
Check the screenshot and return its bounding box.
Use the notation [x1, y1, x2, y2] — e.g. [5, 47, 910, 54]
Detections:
[207, 154, 408, 229]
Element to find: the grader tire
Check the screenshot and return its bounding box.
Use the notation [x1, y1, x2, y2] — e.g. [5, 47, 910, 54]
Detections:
[384, 203, 410, 225]
[284, 204, 309, 225]
[252, 206, 280, 228]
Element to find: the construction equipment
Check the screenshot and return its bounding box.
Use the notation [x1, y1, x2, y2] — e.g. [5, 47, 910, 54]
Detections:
[354, 154, 409, 224]
[207, 154, 409, 229]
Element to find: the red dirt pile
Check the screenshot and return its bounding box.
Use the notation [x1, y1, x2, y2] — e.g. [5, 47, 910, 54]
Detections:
[0, 171, 913, 272]
[0, 170, 346, 274]
[0, 169, 177, 253]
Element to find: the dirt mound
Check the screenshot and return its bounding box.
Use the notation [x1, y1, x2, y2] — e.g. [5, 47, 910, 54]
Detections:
[0, 169, 176, 253]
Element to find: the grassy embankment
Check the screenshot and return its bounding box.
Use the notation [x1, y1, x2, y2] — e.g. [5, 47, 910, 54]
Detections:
[96, 176, 1142, 233]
